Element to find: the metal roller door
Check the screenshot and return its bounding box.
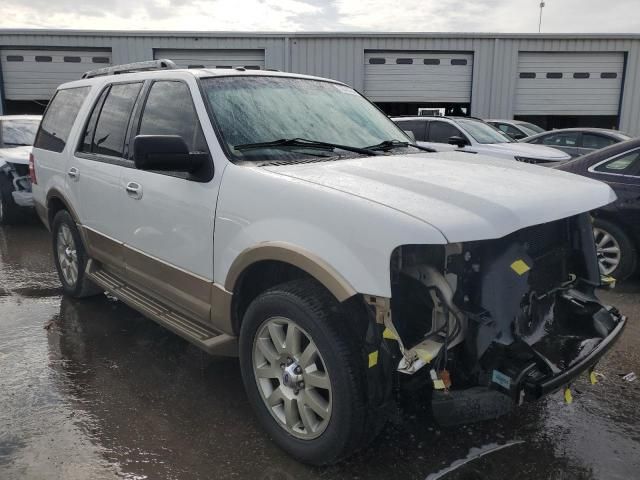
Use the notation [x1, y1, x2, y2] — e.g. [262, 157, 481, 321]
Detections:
[515, 52, 625, 116]
[0, 49, 112, 101]
[364, 51, 473, 103]
[154, 49, 265, 70]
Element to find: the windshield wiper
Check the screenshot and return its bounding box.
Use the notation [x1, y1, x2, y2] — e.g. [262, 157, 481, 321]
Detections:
[233, 138, 378, 156]
[365, 139, 437, 153]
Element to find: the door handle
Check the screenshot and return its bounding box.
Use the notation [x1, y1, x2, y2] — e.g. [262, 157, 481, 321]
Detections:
[125, 182, 143, 200]
[67, 167, 79, 181]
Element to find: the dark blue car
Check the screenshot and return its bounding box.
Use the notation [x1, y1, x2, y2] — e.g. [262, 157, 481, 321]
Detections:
[555, 138, 640, 280]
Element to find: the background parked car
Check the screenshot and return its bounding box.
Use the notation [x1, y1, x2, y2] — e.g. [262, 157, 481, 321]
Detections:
[486, 119, 545, 140]
[555, 138, 640, 280]
[0, 115, 41, 224]
[392, 116, 571, 164]
[522, 128, 630, 159]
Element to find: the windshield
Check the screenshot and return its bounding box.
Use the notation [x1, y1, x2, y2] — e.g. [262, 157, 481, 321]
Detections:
[517, 122, 545, 135]
[202, 76, 409, 161]
[1, 119, 40, 147]
[456, 119, 513, 144]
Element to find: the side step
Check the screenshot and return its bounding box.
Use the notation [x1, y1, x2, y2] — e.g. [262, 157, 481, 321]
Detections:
[87, 261, 237, 356]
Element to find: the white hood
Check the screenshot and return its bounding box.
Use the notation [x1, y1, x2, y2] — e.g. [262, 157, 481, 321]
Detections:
[264, 151, 616, 243]
[0, 146, 31, 166]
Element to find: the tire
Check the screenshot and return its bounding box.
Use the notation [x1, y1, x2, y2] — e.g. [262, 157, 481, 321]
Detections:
[52, 210, 102, 298]
[239, 279, 384, 465]
[0, 172, 21, 225]
[593, 217, 637, 281]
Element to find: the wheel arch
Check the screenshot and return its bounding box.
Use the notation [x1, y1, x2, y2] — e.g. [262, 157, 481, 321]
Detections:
[45, 189, 81, 230]
[225, 242, 359, 335]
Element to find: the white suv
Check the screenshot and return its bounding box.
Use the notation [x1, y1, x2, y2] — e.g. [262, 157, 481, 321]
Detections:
[393, 116, 571, 164]
[32, 60, 625, 465]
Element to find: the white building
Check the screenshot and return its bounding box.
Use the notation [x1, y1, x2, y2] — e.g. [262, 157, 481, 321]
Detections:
[1, 30, 639, 134]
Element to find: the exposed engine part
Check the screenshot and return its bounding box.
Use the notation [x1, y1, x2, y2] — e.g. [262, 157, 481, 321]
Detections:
[0, 163, 33, 207]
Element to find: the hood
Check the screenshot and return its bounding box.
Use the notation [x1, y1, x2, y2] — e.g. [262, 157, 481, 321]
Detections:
[0, 146, 32, 166]
[263, 151, 616, 243]
[475, 142, 571, 161]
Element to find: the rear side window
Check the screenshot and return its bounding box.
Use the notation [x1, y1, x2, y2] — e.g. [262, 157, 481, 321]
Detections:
[138, 81, 207, 152]
[541, 132, 579, 147]
[34, 87, 90, 153]
[594, 150, 640, 174]
[395, 120, 426, 141]
[582, 133, 616, 150]
[90, 82, 143, 158]
[428, 121, 464, 143]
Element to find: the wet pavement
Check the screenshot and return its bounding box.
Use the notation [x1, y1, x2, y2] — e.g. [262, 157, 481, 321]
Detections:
[1, 221, 639, 480]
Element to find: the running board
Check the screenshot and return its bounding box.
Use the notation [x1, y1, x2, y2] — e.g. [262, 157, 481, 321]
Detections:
[86, 260, 237, 356]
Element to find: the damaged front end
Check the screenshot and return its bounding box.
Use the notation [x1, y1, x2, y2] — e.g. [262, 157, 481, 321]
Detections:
[0, 161, 34, 207]
[385, 213, 626, 425]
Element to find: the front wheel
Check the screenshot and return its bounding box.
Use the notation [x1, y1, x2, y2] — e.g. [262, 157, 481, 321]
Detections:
[239, 279, 382, 465]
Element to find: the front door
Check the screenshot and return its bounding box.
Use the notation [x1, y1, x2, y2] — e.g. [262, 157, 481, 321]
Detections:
[120, 78, 219, 322]
[68, 81, 144, 274]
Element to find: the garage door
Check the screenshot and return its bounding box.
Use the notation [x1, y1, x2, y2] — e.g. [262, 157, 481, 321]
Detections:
[364, 51, 473, 103]
[154, 49, 265, 70]
[0, 49, 112, 101]
[515, 52, 625, 116]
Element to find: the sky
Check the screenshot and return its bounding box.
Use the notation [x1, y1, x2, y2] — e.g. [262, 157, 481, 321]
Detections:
[0, 0, 638, 33]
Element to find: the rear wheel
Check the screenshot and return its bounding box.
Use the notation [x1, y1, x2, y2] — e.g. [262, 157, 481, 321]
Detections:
[0, 173, 21, 225]
[593, 218, 637, 281]
[52, 210, 102, 298]
[239, 279, 383, 465]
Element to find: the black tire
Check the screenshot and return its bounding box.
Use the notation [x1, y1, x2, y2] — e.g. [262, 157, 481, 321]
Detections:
[51, 210, 102, 298]
[0, 172, 21, 225]
[239, 279, 384, 465]
[593, 218, 637, 281]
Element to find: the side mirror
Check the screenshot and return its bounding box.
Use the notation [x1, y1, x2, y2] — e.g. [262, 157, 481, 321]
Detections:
[133, 135, 207, 173]
[403, 130, 416, 142]
[448, 135, 468, 148]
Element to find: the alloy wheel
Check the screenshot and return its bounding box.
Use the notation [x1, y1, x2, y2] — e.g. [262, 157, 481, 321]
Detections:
[252, 316, 332, 440]
[594, 226, 621, 276]
[56, 224, 79, 286]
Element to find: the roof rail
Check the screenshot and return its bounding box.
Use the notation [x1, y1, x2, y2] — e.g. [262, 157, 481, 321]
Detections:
[82, 59, 178, 79]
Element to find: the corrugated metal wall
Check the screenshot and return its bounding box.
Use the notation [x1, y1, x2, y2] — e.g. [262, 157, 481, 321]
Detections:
[0, 31, 639, 135]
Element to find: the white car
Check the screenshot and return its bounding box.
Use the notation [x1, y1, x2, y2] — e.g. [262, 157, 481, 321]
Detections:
[393, 116, 571, 164]
[0, 115, 41, 223]
[32, 61, 625, 465]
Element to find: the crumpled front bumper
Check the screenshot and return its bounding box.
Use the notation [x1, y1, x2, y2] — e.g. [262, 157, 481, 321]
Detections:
[523, 314, 626, 399]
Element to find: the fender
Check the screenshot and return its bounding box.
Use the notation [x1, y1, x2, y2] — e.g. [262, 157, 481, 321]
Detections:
[225, 241, 357, 302]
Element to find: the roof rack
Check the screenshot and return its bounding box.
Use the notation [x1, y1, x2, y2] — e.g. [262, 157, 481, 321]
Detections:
[82, 59, 178, 79]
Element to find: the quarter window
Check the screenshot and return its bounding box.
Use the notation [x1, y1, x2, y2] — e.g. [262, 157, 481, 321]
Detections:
[429, 121, 464, 144]
[138, 81, 207, 153]
[34, 87, 90, 153]
[91, 82, 143, 157]
[594, 151, 640, 174]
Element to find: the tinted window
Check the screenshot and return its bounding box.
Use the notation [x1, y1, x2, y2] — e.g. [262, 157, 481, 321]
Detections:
[34, 87, 90, 153]
[573, 72, 590, 79]
[368, 58, 386, 64]
[6, 55, 23, 62]
[519, 72, 536, 79]
[424, 59, 440, 65]
[79, 87, 109, 153]
[541, 132, 579, 147]
[429, 121, 464, 143]
[395, 120, 426, 141]
[35, 56, 52, 62]
[582, 133, 616, 150]
[451, 59, 467, 66]
[138, 81, 207, 153]
[92, 82, 142, 157]
[546, 72, 563, 79]
[396, 58, 413, 64]
[64, 56, 81, 63]
[92, 57, 110, 64]
[496, 123, 523, 138]
[601, 72, 617, 79]
[594, 150, 640, 174]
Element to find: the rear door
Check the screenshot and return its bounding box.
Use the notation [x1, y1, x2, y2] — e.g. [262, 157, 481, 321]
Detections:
[119, 78, 218, 322]
[31, 86, 91, 216]
[69, 80, 144, 274]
